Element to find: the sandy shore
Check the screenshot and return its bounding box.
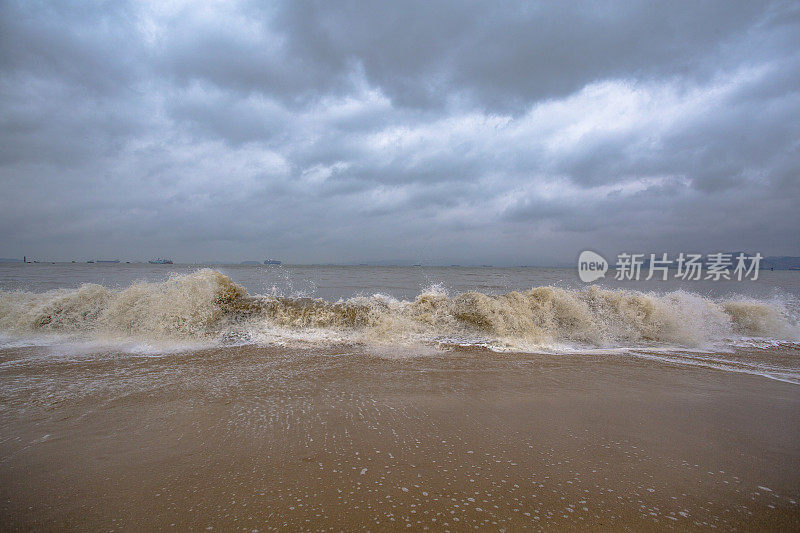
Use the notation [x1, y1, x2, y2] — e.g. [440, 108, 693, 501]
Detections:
[1, 345, 798, 530]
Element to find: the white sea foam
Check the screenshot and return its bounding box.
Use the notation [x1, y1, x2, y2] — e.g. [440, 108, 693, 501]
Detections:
[0, 269, 797, 354]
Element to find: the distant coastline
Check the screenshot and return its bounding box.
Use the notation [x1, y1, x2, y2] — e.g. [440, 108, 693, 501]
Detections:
[2, 256, 800, 269]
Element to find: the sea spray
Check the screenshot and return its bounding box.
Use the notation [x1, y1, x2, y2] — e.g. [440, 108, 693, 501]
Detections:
[0, 269, 796, 351]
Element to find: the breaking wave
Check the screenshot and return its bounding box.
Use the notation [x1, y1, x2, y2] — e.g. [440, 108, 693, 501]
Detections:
[0, 269, 797, 352]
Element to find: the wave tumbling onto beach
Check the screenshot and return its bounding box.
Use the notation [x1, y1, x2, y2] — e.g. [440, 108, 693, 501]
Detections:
[0, 269, 797, 352]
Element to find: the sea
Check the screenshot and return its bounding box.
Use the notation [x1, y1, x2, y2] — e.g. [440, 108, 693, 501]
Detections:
[1, 262, 799, 383]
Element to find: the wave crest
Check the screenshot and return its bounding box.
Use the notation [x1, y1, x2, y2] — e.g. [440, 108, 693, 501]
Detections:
[0, 269, 796, 350]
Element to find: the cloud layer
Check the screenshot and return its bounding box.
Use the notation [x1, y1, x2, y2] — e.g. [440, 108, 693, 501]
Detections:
[1, 0, 799, 264]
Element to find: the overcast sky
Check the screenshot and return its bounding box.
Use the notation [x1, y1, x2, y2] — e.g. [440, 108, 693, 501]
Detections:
[1, 1, 798, 265]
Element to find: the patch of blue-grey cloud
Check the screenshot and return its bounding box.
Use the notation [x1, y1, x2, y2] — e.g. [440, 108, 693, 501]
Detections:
[0, 0, 798, 264]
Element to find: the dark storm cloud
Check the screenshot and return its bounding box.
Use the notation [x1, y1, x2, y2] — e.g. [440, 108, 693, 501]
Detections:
[275, 1, 774, 110]
[0, 0, 798, 264]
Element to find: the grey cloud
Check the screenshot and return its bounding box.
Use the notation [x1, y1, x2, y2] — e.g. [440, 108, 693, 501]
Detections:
[274, 1, 781, 110]
[0, 1, 143, 94]
[168, 89, 288, 146]
[0, 0, 798, 264]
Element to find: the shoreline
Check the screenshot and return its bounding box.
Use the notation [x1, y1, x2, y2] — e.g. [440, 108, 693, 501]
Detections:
[1, 346, 798, 530]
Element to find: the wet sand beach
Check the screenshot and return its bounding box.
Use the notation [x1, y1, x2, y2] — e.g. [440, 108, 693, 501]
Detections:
[1, 344, 798, 531]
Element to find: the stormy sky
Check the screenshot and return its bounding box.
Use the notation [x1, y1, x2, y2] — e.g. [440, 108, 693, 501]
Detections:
[1, 1, 798, 265]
